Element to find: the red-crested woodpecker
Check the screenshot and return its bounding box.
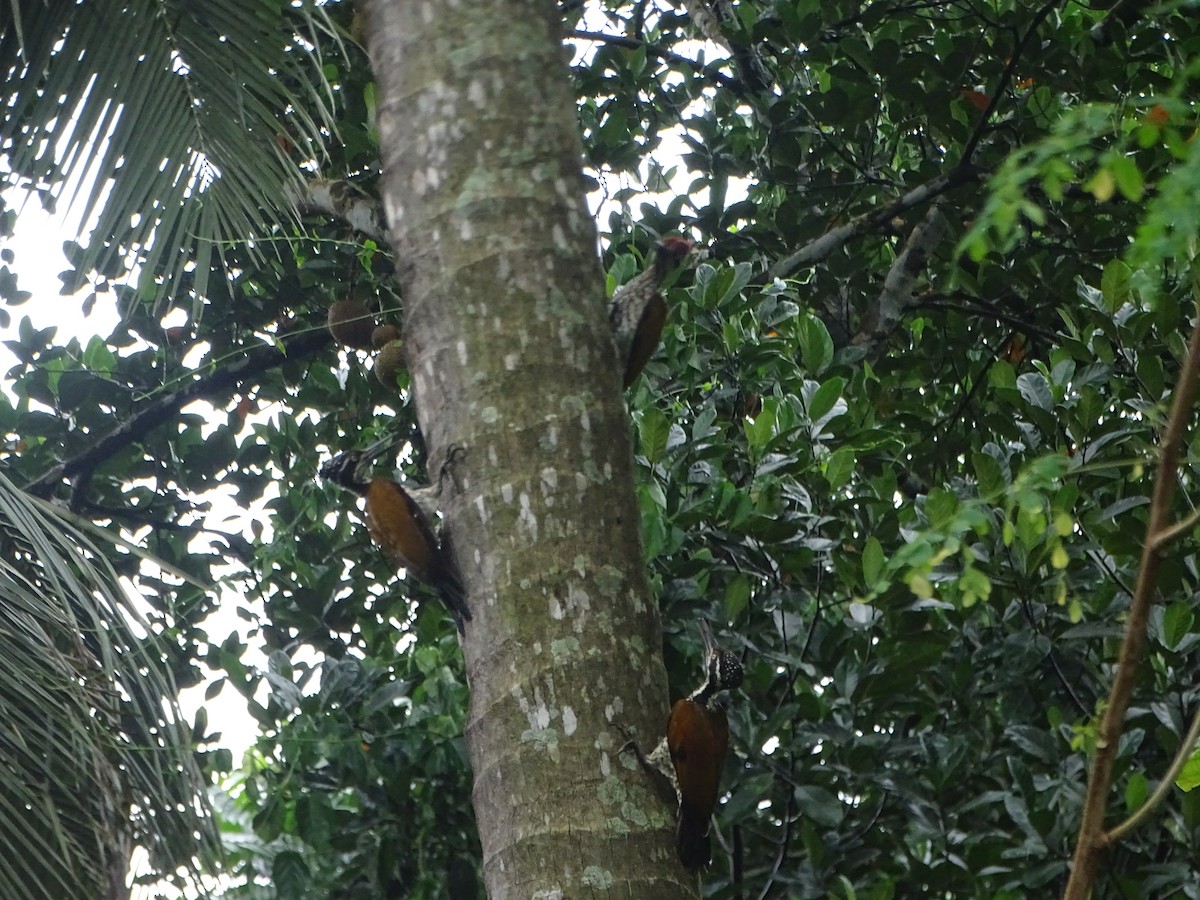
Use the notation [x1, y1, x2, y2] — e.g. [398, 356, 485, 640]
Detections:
[320, 450, 471, 633]
[621, 620, 744, 871]
[608, 236, 695, 388]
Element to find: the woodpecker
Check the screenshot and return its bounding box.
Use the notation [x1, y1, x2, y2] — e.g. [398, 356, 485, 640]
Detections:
[621, 620, 744, 871]
[609, 236, 694, 388]
[320, 448, 471, 633]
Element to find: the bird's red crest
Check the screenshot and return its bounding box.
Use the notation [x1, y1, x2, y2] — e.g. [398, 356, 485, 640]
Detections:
[659, 236, 695, 260]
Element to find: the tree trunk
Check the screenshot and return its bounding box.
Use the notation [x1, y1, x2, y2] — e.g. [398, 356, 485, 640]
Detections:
[365, 1, 696, 896]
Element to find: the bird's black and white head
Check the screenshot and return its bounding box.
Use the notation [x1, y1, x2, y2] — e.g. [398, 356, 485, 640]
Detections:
[319, 450, 369, 495]
[694, 620, 744, 703]
[709, 647, 744, 693]
[321, 432, 401, 495]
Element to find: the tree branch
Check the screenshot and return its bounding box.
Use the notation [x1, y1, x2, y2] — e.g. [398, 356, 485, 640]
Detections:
[1104, 703, 1200, 845]
[770, 3, 1056, 291]
[1063, 309, 1200, 899]
[1149, 504, 1200, 551]
[26, 327, 333, 498]
[915, 293, 1063, 346]
[682, 0, 771, 95]
[851, 201, 950, 361]
[767, 166, 978, 280]
[290, 177, 386, 242]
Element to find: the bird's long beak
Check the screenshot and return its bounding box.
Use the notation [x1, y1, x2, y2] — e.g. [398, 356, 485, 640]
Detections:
[360, 431, 401, 461]
[698, 619, 716, 656]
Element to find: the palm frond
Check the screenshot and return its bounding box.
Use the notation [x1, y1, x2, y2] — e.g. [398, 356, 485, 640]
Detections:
[0, 0, 341, 314]
[0, 470, 219, 898]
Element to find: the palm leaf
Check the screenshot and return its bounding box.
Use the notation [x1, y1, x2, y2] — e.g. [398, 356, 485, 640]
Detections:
[0, 470, 218, 898]
[0, 0, 340, 314]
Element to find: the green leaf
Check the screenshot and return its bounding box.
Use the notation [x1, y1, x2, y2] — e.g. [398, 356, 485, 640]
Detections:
[989, 360, 1017, 390]
[798, 315, 834, 374]
[1136, 351, 1165, 401]
[638, 407, 671, 464]
[82, 335, 116, 373]
[825, 446, 855, 490]
[1161, 601, 1194, 650]
[924, 488, 959, 530]
[724, 574, 751, 621]
[1017, 373, 1054, 411]
[713, 261, 754, 307]
[959, 565, 991, 607]
[1111, 155, 1144, 201]
[1179, 751, 1200, 792]
[973, 452, 1005, 501]
[794, 784, 845, 827]
[1125, 771, 1148, 813]
[808, 376, 845, 423]
[1101, 259, 1133, 312]
[273, 850, 312, 900]
[743, 401, 776, 454]
[862, 536, 884, 587]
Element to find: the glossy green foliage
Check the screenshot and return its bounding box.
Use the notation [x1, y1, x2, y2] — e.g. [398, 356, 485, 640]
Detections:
[4, 0, 1200, 897]
[578, 0, 1200, 896]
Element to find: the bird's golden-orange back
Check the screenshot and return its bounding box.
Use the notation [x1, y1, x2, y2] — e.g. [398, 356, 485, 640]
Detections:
[667, 695, 730, 821]
[364, 478, 437, 577]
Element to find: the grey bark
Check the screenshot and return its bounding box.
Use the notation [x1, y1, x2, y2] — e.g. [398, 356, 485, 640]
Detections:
[365, 1, 696, 896]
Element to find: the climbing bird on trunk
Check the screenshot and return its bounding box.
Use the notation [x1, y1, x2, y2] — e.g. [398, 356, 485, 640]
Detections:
[320, 440, 471, 633]
[621, 620, 744, 871]
[609, 235, 694, 388]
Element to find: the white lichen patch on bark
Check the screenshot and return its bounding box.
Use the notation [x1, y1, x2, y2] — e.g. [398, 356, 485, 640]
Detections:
[383, 195, 404, 227]
[549, 637, 580, 664]
[539, 468, 557, 501]
[594, 565, 626, 599]
[520, 727, 560, 762]
[581, 866, 615, 888]
[562, 705, 577, 735]
[605, 696, 625, 725]
[517, 490, 538, 540]
[466, 77, 487, 107]
[558, 582, 591, 626]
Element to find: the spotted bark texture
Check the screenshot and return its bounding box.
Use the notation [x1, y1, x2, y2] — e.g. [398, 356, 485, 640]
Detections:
[365, 1, 694, 896]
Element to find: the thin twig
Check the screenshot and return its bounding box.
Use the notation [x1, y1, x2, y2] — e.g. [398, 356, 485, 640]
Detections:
[755, 754, 796, 900]
[1104, 704, 1200, 845]
[915, 293, 1063, 346]
[1018, 595, 1091, 717]
[1063, 310, 1200, 899]
[1149, 504, 1200, 551]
